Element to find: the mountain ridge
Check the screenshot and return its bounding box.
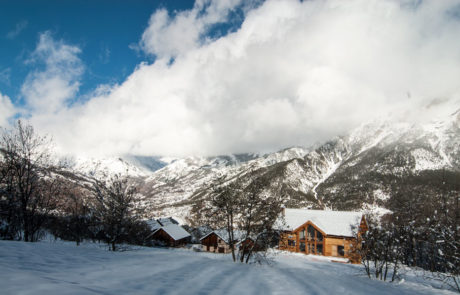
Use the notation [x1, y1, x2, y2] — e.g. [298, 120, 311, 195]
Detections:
[65, 113, 460, 221]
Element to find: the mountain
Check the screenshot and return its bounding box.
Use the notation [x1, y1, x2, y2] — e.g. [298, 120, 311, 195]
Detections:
[62, 154, 171, 179]
[134, 148, 310, 218]
[315, 114, 460, 212]
[67, 112, 460, 222]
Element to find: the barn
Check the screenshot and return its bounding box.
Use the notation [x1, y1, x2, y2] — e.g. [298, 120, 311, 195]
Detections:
[200, 229, 244, 254]
[278, 209, 367, 263]
[150, 224, 191, 247]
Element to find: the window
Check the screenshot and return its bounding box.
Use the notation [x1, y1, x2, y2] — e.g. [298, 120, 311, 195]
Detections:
[288, 240, 296, 247]
[316, 244, 323, 255]
[299, 230, 305, 240]
[308, 225, 315, 241]
[338, 246, 345, 256]
[317, 231, 323, 241]
[300, 242, 306, 252]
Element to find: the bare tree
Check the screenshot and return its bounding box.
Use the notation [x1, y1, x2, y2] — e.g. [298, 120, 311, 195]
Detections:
[59, 182, 91, 246]
[0, 120, 57, 242]
[92, 173, 138, 251]
[191, 173, 284, 263]
[208, 178, 241, 262]
[0, 146, 21, 239]
[238, 175, 284, 263]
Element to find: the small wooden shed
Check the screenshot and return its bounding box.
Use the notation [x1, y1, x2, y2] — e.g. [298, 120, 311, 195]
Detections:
[151, 224, 191, 247]
[200, 229, 243, 254]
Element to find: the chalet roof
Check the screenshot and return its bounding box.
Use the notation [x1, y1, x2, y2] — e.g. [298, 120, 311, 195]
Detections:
[146, 219, 162, 231]
[146, 216, 182, 231]
[158, 217, 179, 226]
[278, 209, 363, 237]
[200, 229, 245, 244]
[153, 224, 191, 241]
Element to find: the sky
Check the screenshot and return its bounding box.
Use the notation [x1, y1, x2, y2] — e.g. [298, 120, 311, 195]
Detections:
[1, 0, 460, 158]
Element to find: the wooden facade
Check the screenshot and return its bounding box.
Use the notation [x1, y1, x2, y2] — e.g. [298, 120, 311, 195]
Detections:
[279, 216, 368, 263]
[151, 228, 189, 247]
[200, 232, 236, 254]
[200, 230, 241, 253]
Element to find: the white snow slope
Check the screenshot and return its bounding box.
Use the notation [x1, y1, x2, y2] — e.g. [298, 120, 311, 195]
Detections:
[0, 240, 454, 295]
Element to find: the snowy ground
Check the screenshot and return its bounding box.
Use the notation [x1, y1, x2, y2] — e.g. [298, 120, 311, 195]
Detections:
[0, 240, 455, 295]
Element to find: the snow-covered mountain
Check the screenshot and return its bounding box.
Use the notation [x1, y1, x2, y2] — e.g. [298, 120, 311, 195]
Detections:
[67, 111, 460, 221]
[63, 154, 170, 178]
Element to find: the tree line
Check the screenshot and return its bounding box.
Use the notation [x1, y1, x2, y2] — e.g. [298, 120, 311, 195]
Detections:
[357, 171, 460, 292]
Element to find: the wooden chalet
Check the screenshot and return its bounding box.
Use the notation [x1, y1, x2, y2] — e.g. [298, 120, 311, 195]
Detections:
[148, 218, 191, 247]
[278, 209, 368, 263]
[200, 229, 243, 253]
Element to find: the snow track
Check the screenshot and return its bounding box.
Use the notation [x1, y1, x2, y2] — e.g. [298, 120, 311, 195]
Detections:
[0, 241, 454, 294]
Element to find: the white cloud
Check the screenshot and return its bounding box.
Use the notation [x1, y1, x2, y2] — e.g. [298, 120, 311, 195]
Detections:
[29, 0, 460, 157]
[0, 92, 15, 127]
[140, 0, 243, 58]
[21, 32, 83, 114]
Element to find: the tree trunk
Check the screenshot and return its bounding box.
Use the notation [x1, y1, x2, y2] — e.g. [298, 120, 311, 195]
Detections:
[391, 260, 398, 282]
[239, 245, 246, 263]
[245, 246, 254, 264]
[230, 214, 236, 262]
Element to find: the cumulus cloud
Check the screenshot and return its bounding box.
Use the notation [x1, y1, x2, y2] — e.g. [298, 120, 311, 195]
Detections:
[21, 32, 83, 114]
[139, 0, 244, 58]
[29, 0, 460, 157]
[0, 92, 15, 127]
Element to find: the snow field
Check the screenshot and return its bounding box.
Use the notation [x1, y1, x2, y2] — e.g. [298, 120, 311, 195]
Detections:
[0, 240, 455, 295]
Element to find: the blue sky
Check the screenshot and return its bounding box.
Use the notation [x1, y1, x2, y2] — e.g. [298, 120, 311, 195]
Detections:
[0, 0, 459, 157]
[0, 0, 198, 104]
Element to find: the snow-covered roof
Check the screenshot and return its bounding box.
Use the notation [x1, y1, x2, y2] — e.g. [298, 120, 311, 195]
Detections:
[278, 209, 363, 237]
[154, 224, 191, 241]
[200, 229, 245, 244]
[146, 219, 162, 231]
[158, 217, 179, 226]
